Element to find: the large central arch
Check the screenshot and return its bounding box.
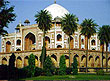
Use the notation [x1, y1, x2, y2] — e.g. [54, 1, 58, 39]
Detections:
[25, 33, 36, 50]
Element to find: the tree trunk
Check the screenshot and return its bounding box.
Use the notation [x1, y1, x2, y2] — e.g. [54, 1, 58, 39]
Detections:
[86, 36, 88, 73]
[42, 29, 45, 68]
[106, 43, 108, 72]
[69, 35, 71, 67]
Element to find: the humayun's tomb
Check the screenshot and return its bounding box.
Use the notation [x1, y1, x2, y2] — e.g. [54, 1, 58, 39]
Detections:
[0, 1, 110, 72]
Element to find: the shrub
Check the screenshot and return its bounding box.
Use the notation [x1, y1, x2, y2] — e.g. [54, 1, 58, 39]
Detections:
[59, 55, 66, 75]
[66, 68, 72, 74]
[96, 69, 104, 75]
[9, 53, 16, 67]
[28, 53, 36, 77]
[18, 66, 30, 78]
[54, 68, 59, 75]
[44, 55, 55, 76]
[0, 65, 18, 80]
[35, 67, 43, 76]
[72, 57, 78, 75]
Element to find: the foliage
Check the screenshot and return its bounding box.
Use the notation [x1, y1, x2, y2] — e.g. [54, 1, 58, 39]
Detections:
[96, 69, 104, 75]
[40, 46, 46, 65]
[98, 25, 110, 72]
[22, 74, 110, 80]
[81, 18, 98, 39]
[28, 53, 36, 77]
[0, 65, 18, 80]
[43, 55, 55, 76]
[61, 14, 78, 67]
[80, 18, 97, 72]
[0, 0, 16, 36]
[54, 68, 59, 75]
[35, 10, 52, 68]
[61, 14, 78, 36]
[72, 57, 78, 75]
[66, 68, 72, 75]
[35, 10, 52, 31]
[59, 55, 66, 75]
[35, 67, 43, 76]
[98, 25, 110, 45]
[9, 53, 16, 67]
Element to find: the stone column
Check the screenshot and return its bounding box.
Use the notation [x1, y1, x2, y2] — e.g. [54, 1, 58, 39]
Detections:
[22, 56, 24, 68]
[57, 54, 60, 68]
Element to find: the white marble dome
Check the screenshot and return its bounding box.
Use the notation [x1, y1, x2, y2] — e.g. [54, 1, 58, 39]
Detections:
[44, 3, 69, 20]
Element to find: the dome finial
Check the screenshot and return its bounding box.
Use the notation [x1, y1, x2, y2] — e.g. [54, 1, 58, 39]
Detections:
[54, 0, 56, 4]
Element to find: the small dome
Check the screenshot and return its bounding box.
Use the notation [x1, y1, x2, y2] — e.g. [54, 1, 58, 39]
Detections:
[24, 19, 30, 24]
[44, 3, 69, 20]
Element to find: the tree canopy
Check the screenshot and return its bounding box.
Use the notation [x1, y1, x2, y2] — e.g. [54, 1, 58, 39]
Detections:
[61, 14, 78, 36]
[81, 18, 98, 39]
[0, 0, 16, 36]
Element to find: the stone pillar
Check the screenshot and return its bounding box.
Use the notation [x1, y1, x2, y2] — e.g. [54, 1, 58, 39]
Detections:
[79, 55, 81, 67]
[7, 56, 9, 65]
[22, 56, 24, 68]
[57, 54, 60, 68]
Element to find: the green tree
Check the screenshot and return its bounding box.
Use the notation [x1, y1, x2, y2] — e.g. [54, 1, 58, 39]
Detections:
[61, 14, 78, 67]
[59, 55, 66, 75]
[0, 0, 16, 36]
[44, 55, 54, 76]
[9, 53, 16, 67]
[81, 18, 98, 73]
[98, 25, 110, 72]
[35, 10, 52, 68]
[8, 53, 16, 79]
[40, 46, 46, 66]
[28, 53, 36, 77]
[72, 57, 78, 75]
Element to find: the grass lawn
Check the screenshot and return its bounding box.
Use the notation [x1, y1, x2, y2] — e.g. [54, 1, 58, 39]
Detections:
[22, 74, 110, 80]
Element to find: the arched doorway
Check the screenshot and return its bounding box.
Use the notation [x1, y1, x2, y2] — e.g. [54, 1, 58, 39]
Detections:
[25, 33, 36, 50]
[89, 56, 94, 67]
[35, 56, 38, 67]
[74, 54, 79, 66]
[81, 55, 86, 67]
[95, 56, 100, 67]
[24, 56, 28, 67]
[103, 56, 106, 67]
[16, 56, 22, 68]
[2, 57, 7, 65]
[65, 55, 69, 67]
[45, 36, 50, 49]
[6, 41, 11, 52]
[108, 57, 110, 67]
[51, 54, 57, 67]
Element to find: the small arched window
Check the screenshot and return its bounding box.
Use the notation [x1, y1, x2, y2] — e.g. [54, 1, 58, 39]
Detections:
[81, 39, 84, 44]
[91, 39, 95, 45]
[16, 39, 21, 45]
[57, 34, 62, 41]
[57, 45, 62, 48]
